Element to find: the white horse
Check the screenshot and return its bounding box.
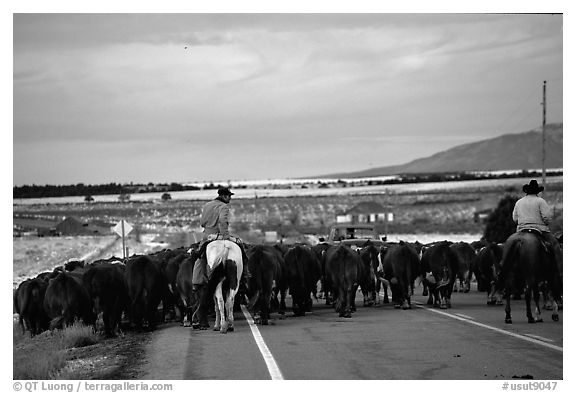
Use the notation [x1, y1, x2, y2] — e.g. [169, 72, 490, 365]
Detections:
[206, 240, 243, 333]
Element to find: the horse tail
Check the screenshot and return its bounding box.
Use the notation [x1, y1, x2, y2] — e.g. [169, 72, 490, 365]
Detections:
[213, 242, 230, 268]
[222, 259, 238, 301]
[498, 236, 523, 290]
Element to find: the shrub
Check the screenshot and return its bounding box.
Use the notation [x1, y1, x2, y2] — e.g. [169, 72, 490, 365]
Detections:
[13, 328, 66, 380]
[13, 321, 100, 380]
[483, 195, 518, 243]
[61, 321, 100, 348]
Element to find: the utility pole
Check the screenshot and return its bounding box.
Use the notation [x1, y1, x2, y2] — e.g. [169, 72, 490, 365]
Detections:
[541, 80, 547, 197]
[254, 192, 258, 224]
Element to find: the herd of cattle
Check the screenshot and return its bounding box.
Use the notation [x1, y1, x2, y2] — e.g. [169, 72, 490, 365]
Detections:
[13, 237, 562, 338]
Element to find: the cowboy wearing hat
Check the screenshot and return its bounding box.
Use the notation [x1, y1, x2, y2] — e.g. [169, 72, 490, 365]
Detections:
[499, 179, 563, 285]
[191, 187, 235, 291]
[190, 187, 250, 329]
[513, 179, 552, 233]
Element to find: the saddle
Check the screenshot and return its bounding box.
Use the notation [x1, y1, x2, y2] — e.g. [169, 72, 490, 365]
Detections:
[519, 228, 551, 254]
[196, 235, 248, 267]
[520, 228, 542, 236]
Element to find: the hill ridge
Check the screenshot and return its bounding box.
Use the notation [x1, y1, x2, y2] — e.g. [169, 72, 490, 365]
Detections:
[320, 123, 563, 178]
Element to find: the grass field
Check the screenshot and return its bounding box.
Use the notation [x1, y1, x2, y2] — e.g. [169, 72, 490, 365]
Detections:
[13, 176, 563, 282]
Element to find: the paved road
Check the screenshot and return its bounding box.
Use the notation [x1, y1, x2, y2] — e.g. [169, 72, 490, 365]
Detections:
[143, 288, 563, 380]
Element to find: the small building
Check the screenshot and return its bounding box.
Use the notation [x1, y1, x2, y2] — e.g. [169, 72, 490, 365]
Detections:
[56, 216, 88, 236]
[336, 201, 391, 224]
[13, 218, 59, 237]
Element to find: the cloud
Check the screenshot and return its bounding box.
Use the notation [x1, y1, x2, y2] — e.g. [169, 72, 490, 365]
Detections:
[12, 14, 563, 185]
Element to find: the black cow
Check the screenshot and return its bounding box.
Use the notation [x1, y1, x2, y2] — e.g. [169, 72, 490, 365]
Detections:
[381, 241, 420, 309]
[357, 241, 378, 307]
[420, 241, 459, 309]
[125, 255, 167, 331]
[324, 244, 362, 318]
[245, 244, 286, 325]
[83, 262, 129, 337]
[284, 245, 322, 316]
[14, 277, 50, 336]
[311, 242, 332, 303]
[450, 242, 476, 293]
[155, 248, 189, 321]
[475, 243, 504, 305]
[64, 260, 86, 271]
[267, 245, 289, 317]
[175, 253, 207, 328]
[43, 271, 97, 329]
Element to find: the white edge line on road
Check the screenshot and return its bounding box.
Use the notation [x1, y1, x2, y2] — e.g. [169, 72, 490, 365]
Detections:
[240, 305, 284, 380]
[455, 313, 474, 320]
[524, 334, 556, 343]
[412, 302, 562, 352]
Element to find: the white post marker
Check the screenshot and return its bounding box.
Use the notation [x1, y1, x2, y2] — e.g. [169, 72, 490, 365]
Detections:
[113, 220, 133, 259]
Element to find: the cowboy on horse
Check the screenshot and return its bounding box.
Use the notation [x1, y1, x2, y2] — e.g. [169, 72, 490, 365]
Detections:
[497, 179, 562, 289]
[191, 187, 248, 329]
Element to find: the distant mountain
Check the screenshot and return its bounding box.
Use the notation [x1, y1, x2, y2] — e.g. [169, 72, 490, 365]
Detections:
[321, 123, 563, 178]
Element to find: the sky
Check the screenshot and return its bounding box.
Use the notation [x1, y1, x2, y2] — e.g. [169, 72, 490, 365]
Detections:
[12, 11, 564, 186]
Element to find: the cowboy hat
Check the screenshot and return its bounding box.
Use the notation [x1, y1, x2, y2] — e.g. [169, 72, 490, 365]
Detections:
[217, 187, 234, 196]
[522, 179, 544, 195]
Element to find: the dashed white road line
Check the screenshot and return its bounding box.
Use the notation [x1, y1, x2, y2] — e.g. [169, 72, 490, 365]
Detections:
[240, 305, 284, 380]
[412, 301, 562, 352]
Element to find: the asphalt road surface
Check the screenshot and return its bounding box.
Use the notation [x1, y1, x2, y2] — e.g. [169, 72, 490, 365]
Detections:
[143, 287, 563, 380]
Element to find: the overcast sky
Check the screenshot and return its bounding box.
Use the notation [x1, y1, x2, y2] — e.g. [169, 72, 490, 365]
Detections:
[12, 13, 563, 186]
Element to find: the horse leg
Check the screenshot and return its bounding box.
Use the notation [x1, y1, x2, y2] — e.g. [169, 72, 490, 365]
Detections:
[532, 285, 543, 323]
[225, 290, 236, 333]
[525, 285, 535, 323]
[213, 284, 224, 331]
[505, 292, 512, 324]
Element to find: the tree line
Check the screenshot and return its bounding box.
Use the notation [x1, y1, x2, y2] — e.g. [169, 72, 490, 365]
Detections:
[13, 170, 562, 199]
[13, 182, 204, 199]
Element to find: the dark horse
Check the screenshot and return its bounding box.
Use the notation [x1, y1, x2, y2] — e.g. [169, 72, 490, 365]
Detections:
[498, 231, 561, 324]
